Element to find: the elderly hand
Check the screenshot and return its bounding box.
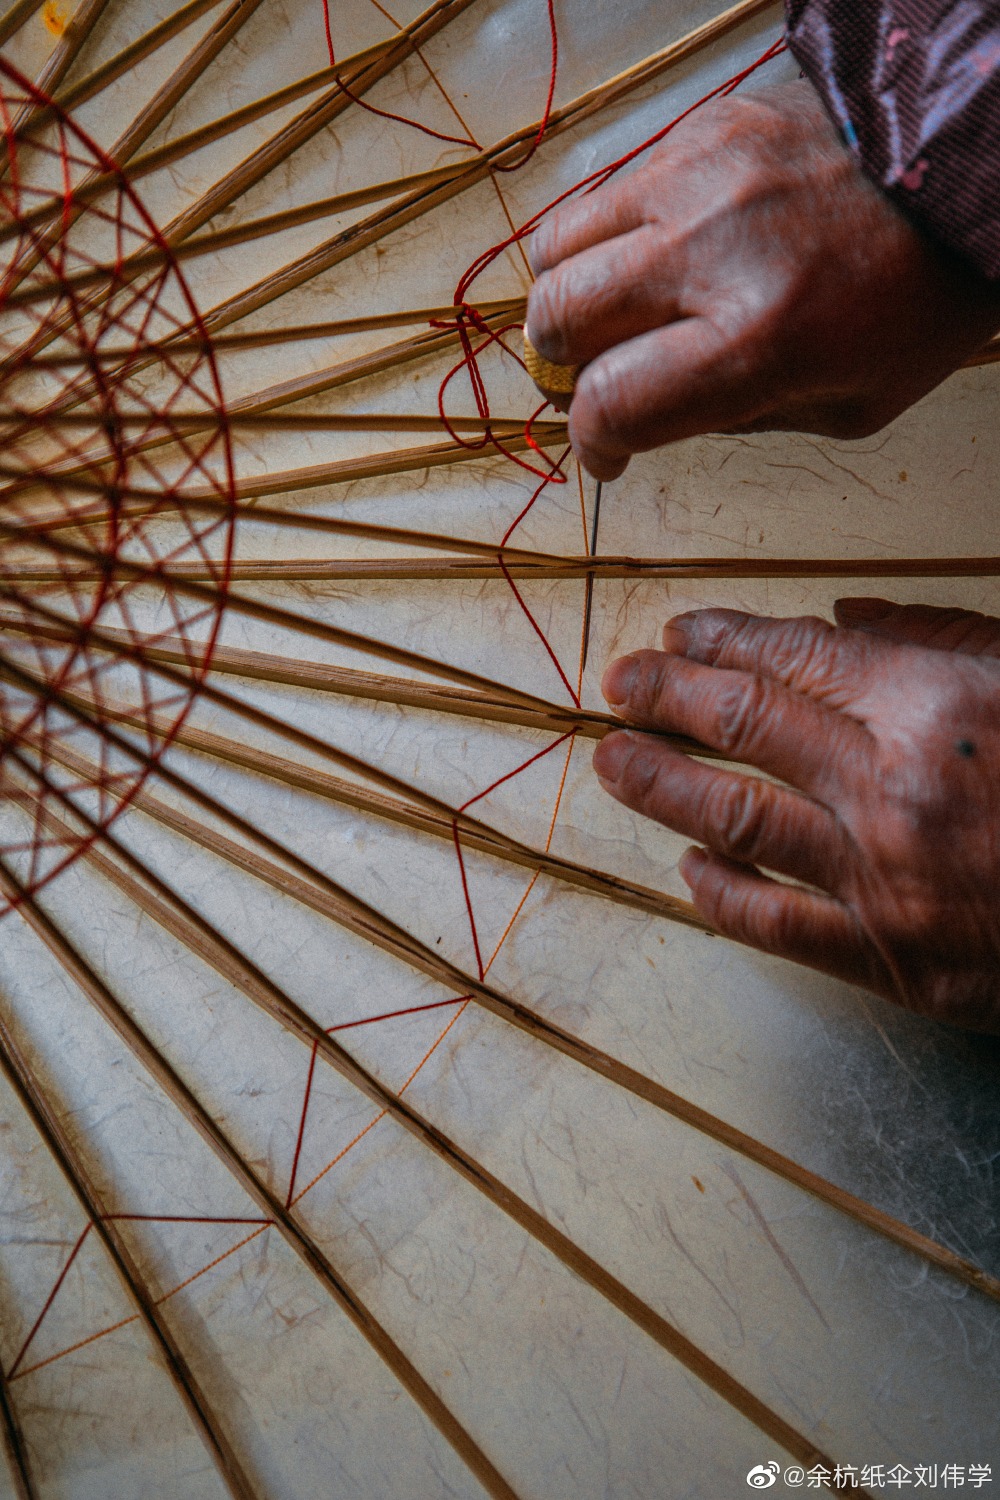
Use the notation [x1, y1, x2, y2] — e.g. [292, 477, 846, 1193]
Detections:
[592, 600, 1000, 1033]
[525, 79, 1000, 480]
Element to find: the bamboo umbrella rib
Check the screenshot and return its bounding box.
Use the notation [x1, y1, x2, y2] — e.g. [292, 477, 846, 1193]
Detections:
[0, 412, 563, 433]
[0, 0, 43, 51]
[26, 297, 525, 361]
[0, 1360, 35, 1500]
[44, 0, 225, 118]
[0, 0, 483, 307]
[0, 18, 415, 251]
[6, 648, 996, 1313]
[8, 775, 850, 1482]
[0, 0, 267, 310]
[0, 506, 562, 570]
[156, 0, 482, 246]
[0, 304, 524, 471]
[0, 526, 568, 714]
[0, 426, 565, 519]
[0, 0, 269, 384]
[25, 0, 113, 103]
[0, 852, 521, 1500]
[13, 552, 1000, 583]
[3, 0, 775, 345]
[0, 933, 261, 1500]
[39, 718, 708, 930]
[95, 0, 266, 173]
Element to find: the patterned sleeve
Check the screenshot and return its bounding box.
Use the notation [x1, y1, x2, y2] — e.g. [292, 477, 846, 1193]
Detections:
[784, 1, 1000, 280]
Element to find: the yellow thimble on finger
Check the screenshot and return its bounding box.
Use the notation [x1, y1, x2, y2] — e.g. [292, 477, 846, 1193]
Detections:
[523, 329, 579, 402]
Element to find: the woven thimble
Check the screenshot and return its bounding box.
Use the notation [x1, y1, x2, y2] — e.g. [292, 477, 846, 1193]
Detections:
[523, 330, 579, 403]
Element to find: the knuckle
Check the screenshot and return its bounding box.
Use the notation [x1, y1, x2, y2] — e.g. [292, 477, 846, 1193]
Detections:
[706, 778, 770, 864]
[710, 674, 767, 755]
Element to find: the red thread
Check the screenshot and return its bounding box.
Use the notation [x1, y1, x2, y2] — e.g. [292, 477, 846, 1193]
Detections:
[322, 0, 480, 149]
[0, 57, 236, 918]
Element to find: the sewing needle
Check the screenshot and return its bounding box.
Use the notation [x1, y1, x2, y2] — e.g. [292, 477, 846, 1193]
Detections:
[581, 479, 603, 673]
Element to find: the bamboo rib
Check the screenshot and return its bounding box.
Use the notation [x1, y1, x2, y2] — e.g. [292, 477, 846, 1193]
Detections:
[7, 649, 998, 1313]
[23, 0, 112, 105]
[0, 529, 569, 716]
[12, 552, 1000, 584]
[0, 412, 560, 435]
[155, 0, 482, 247]
[0, 844, 521, 1500]
[0, 25, 436, 247]
[0, 1359, 35, 1500]
[0, 0, 481, 339]
[40, 720, 708, 930]
[46, 0, 224, 118]
[0, 0, 43, 51]
[0, 425, 564, 519]
[0, 302, 525, 477]
[26, 298, 524, 362]
[1, 0, 773, 350]
[0, 938, 261, 1500]
[10, 777, 849, 1482]
[0, 0, 267, 323]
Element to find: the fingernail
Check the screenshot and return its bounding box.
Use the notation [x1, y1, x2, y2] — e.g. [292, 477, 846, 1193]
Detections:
[592, 730, 632, 785]
[835, 596, 893, 624]
[678, 845, 708, 887]
[661, 623, 688, 655]
[601, 654, 638, 709]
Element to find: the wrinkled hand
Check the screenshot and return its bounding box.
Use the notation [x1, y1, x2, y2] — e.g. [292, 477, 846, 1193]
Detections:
[592, 600, 1000, 1033]
[525, 79, 1000, 479]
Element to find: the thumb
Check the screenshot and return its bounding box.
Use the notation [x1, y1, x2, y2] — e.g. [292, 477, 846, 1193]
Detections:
[834, 598, 1000, 658]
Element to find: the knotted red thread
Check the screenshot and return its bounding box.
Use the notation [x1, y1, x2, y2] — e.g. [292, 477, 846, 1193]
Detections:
[322, 0, 481, 148]
[436, 35, 788, 978]
[0, 57, 237, 917]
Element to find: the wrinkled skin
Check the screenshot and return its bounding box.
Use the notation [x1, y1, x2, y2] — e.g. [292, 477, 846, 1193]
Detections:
[525, 79, 1000, 480]
[593, 601, 1000, 1033]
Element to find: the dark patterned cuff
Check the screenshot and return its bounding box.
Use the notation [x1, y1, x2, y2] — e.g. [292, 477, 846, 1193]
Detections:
[785, 0, 1000, 280]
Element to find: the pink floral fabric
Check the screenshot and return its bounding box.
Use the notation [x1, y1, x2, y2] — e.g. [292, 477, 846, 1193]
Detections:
[785, 1, 1000, 279]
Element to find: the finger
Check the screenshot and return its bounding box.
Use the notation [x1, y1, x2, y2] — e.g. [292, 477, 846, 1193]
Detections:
[601, 649, 869, 797]
[679, 847, 894, 996]
[566, 318, 781, 481]
[528, 174, 648, 276]
[663, 606, 881, 710]
[834, 597, 1000, 658]
[592, 731, 841, 888]
[525, 225, 686, 367]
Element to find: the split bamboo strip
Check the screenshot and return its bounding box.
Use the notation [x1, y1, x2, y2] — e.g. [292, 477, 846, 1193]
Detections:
[0, 424, 565, 519]
[0, 525, 569, 713]
[0, 0, 43, 50]
[26, 297, 524, 362]
[0, 1360, 35, 1500]
[0, 0, 267, 314]
[8, 651, 998, 1315]
[0, 822, 521, 1500]
[2, 0, 775, 337]
[153, 0, 482, 246]
[40, 722, 708, 930]
[47, 0, 224, 117]
[0, 412, 563, 434]
[0, 303, 525, 480]
[23, 0, 112, 106]
[0, 945, 261, 1500]
[13, 779, 848, 1482]
[0, 0, 480, 318]
[11, 552, 1000, 583]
